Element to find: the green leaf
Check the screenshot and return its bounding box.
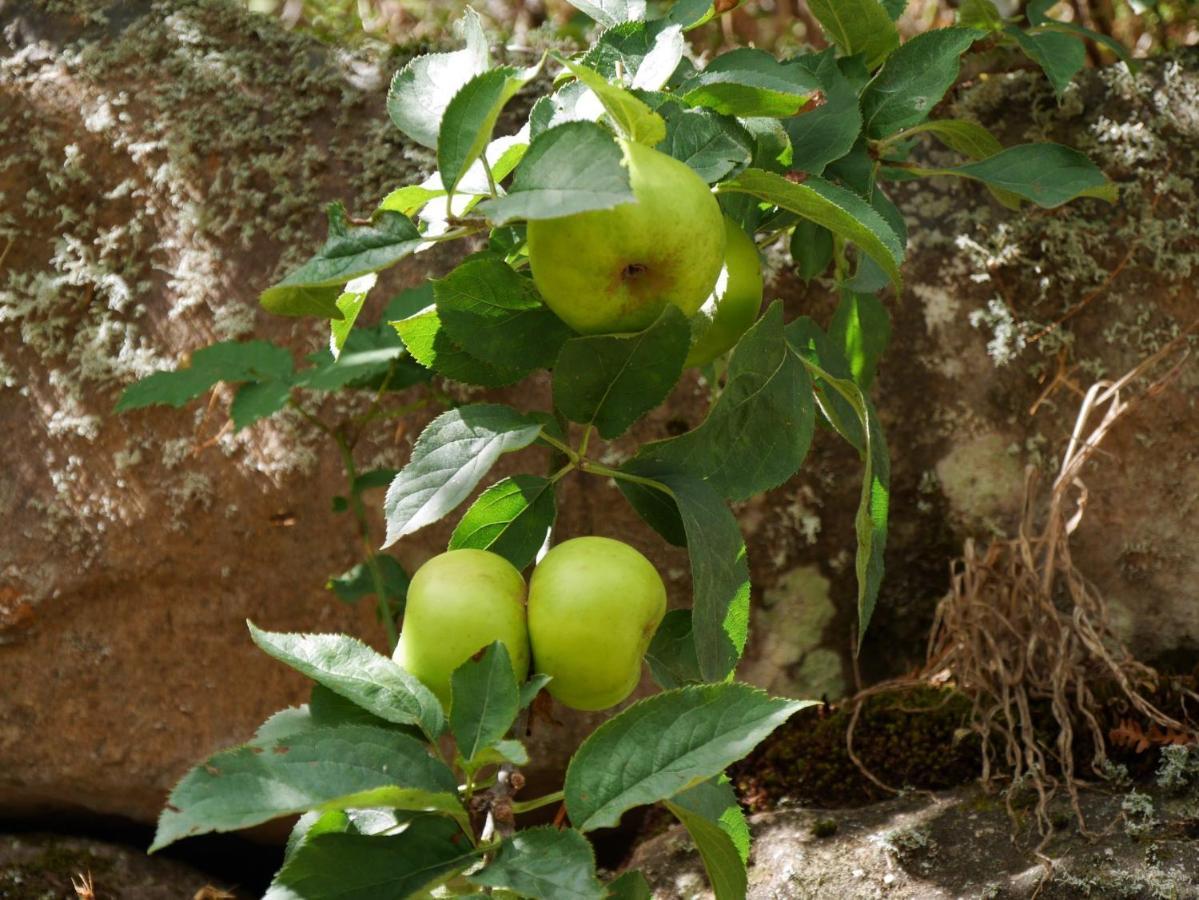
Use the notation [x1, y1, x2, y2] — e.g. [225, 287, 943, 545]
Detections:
[785, 50, 863, 175]
[247, 623, 444, 738]
[387, 8, 490, 148]
[671, 779, 750, 863]
[580, 21, 684, 89]
[957, 0, 1005, 30]
[230, 379, 292, 430]
[329, 274, 376, 359]
[785, 325, 890, 644]
[265, 817, 480, 900]
[861, 27, 983, 139]
[565, 684, 812, 831]
[637, 302, 814, 501]
[717, 168, 903, 290]
[520, 673, 553, 709]
[308, 684, 418, 736]
[477, 121, 635, 224]
[260, 205, 423, 318]
[281, 810, 350, 868]
[469, 827, 605, 900]
[829, 290, 890, 389]
[450, 641, 520, 762]
[659, 103, 754, 183]
[790, 219, 833, 281]
[552, 306, 690, 440]
[807, 0, 900, 69]
[434, 256, 574, 371]
[665, 795, 747, 899]
[115, 340, 294, 412]
[1007, 25, 1085, 96]
[393, 308, 526, 387]
[606, 870, 653, 899]
[616, 466, 748, 681]
[151, 722, 460, 851]
[881, 0, 907, 17]
[884, 119, 1020, 207]
[449, 475, 556, 570]
[556, 56, 666, 146]
[921, 142, 1116, 208]
[1035, 20, 1134, 67]
[645, 609, 702, 689]
[566, 0, 646, 29]
[326, 555, 409, 607]
[678, 48, 821, 118]
[438, 63, 542, 194]
[383, 405, 543, 545]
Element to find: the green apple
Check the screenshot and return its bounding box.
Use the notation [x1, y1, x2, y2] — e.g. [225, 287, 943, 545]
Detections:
[393, 549, 530, 709]
[528, 536, 667, 711]
[526, 140, 726, 335]
[685, 216, 764, 367]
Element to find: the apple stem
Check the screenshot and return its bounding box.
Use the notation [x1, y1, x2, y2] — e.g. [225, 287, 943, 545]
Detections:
[579, 460, 672, 495]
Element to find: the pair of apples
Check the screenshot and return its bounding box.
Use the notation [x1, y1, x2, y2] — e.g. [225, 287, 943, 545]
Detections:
[394, 537, 667, 712]
[527, 139, 764, 363]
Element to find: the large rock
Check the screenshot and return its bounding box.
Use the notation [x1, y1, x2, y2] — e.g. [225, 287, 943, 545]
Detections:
[632, 766, 1199, 898]
[2, 0, 1197, 830]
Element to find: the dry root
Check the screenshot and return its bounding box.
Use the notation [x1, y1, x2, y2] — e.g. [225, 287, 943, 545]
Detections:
[924, 330, 1197, 839]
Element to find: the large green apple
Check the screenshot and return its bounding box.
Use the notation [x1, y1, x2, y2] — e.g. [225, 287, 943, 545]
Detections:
[685, 216, 764, 367]
[528, 536, 667, 711]
[526, 140, 726, 335]
[393, 549, 530, 709]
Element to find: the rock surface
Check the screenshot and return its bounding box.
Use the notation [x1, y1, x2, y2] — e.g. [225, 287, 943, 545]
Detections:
[632, 771, 1199, 899]
[0, 832, 246, 899]
[2, 0, 1197, 832]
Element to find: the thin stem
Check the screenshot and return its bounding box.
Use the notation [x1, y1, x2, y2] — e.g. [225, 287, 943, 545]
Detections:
[579, 460, 672, 494]
[511, 789, 565, 815]
[577, 424, 594, 459]
[480, 155, 499, 199]
[538, 431, 578, 462]
[549, 461, 576, 484]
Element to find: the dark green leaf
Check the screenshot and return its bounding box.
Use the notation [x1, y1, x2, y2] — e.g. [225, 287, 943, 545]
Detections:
[1007, 25, 1084, 95]
[957, 0, 1005, 30]
[477, 121, 635, 224]
[665, 797, 746, 899]
[308, 684, 419, 736]
[785, 324, 890, 643]
[265, 817, 479, 900]
[260, 205, 423, 318]
[115, 340, 294, 412]
[861, 28, 983, 139]
[450, 642, 520, 762]
[638, 302, 814, 501]
[660, 103, 754, 183]
[387, 8, 490, 148]
[580, 20, 682, 85]
[519, 673, 553, 709]
[449, 475, 556, 570]
[469, 827, 605, 900]
[608, 871, 653, 899]
[565, 684, 812, 831]
[326, 555, 409, 607]
[926, 142, 1116, 207]
[151, 723, 460, 851]
[383, 405, 543, 545]
[678, 49, 821, 117]
[717, 168, 903, 290]
[790, 219, 833, 281]
[829, 290, 890, 389]
[552, 306, 690, 440]
[645, 609, 702, 689]
[438, 64, 541, 194]
[248, 623, 444, 738]
[617, 465, 748, 681]
[230, 379, 292, 430]
[435, 256, 573, 371]
[807, 0, 900, 69]
[881, 0, 907, 18]
[785, 50, 863, 175]
[671, 779, 750, 863]
[393, 308, 526, 387]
